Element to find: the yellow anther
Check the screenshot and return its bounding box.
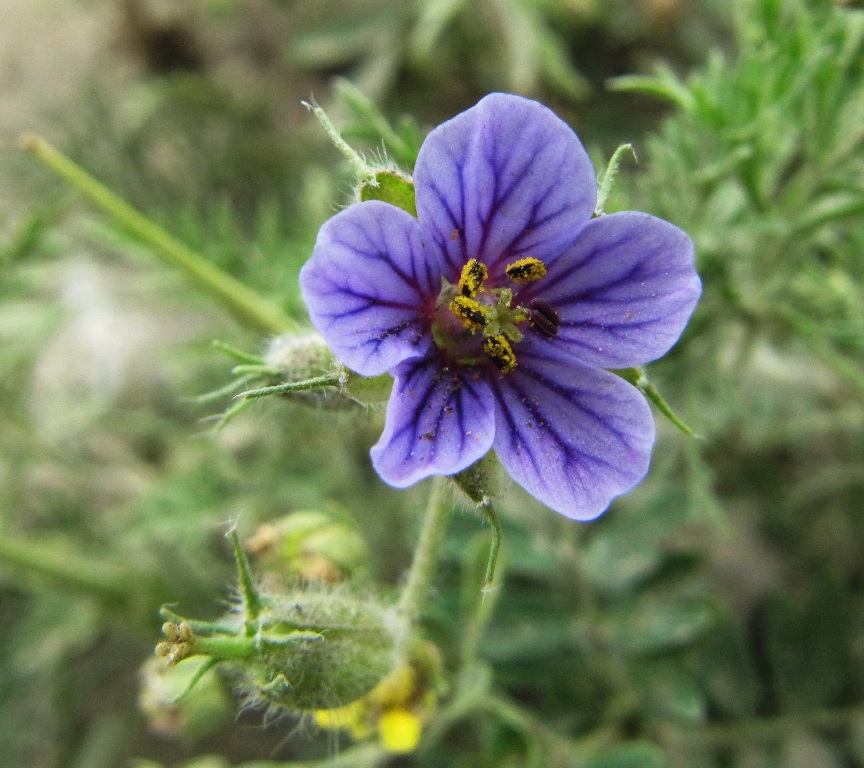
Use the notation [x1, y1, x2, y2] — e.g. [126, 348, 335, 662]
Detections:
[483, 334, 517, 374]
[449, 296, 490, 331]
[505, 257, 547, 283]
[457, 259, 488, 297]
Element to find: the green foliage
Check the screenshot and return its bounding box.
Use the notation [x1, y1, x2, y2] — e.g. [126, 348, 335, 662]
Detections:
[622, 0, 864, 399]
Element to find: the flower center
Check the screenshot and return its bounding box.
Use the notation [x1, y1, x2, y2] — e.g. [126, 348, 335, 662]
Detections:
[431, 257, 558, 373]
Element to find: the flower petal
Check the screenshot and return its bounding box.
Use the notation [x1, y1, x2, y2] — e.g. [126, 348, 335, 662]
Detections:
[489, 346, 654, 520]
[414, 93, 596, 282]
[371, 357, 495, 487]
[521, 212, 701, 369]
[299, 201, 443, 377]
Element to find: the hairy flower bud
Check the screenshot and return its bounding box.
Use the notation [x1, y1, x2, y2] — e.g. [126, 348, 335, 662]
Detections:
[156, 531, 402, 718]
[263, 332, 393, 408]
[157, 592, 401, 713]
[263, 332, 353, 408]
[264, 331, 335, 379]
[246, 508, 370, 586]
[240, 591, 398, 711]
[453, 451, 501, 504]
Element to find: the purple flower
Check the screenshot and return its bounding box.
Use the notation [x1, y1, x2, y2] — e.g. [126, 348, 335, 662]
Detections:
[300, 94, 701, 520]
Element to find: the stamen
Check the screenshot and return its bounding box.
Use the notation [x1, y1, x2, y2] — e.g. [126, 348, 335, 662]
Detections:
[449, 296, 490, 331]
[505, 257, 547, 283]
[528, 298, 560, 338]
[483, 334, 517, 374]
[457, 259, 488, 297]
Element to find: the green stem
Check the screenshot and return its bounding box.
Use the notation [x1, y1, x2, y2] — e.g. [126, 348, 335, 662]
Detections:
[461, 562, 503, 670]
[332, 78, 413, 163]
[397, 478, 451, 625]
[20, 133, 297, 336]
[240, 374, 341, 399]
[302, 101, 376, 181]
[0, 535, 131, 606]
[160, 607, 237, 636]
[612, 366, 696, 436]
[172, 656, 220, 702]
[212, 339, 267, 365]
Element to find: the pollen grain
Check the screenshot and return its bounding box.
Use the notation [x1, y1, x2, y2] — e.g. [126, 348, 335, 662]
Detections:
[483, 334, 517, 374]
[505, 257, 547, 283]
[457, 259, 488, 297]
[449, 295, 490, 331]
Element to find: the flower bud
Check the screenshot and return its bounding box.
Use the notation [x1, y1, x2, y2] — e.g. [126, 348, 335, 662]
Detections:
[243, 590, 401, 711]
[264, 331, 334, 377]
[158, 589, 400, 713]
[263, 332, 353, 409]
[263, 332, 394, 408]
[246, 507, 370, 586]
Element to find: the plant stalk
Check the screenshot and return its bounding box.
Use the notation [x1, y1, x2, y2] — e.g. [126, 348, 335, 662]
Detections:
[397, 478, 450, 625]
[20, 133, 297, 336]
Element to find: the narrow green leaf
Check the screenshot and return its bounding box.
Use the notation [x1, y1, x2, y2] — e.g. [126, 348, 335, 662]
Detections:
[607, 72, 696, 112]
[595, 144, 636, 217]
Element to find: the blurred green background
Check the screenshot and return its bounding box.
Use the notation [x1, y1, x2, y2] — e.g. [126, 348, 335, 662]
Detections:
[2, 1, 864, 767]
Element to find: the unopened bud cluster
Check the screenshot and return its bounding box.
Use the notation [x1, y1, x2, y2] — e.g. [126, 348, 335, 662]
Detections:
[242, 591, 400, 711]
[155, 529, 404, 715]
[264, 331, 393, 407]
[157, 589, 401, 712]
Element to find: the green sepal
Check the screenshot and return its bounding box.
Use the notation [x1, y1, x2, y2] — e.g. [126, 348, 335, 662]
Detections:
[611, 367, 696, 437]
[227, 528, 263, 630]
[453, 453, 504, 592]
[341, 369, 394, 405]
[452, 451, 500, 504]
[359, 170, 418, 217]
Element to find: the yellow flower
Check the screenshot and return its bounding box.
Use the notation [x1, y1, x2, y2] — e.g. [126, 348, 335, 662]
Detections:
[379, 708, 422, 753]
[313, 642, 441, 754]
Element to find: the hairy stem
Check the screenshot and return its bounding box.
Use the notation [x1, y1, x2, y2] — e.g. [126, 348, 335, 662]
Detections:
[397, 478, 450, 625]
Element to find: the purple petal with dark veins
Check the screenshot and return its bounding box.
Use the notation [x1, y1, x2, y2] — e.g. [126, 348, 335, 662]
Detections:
[371, 357, 495, 487]
[520, 212, 701, 369]
[414, 93, 596, 283]
[299, 201, 443, 377]
[489, 344, 654, 520]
